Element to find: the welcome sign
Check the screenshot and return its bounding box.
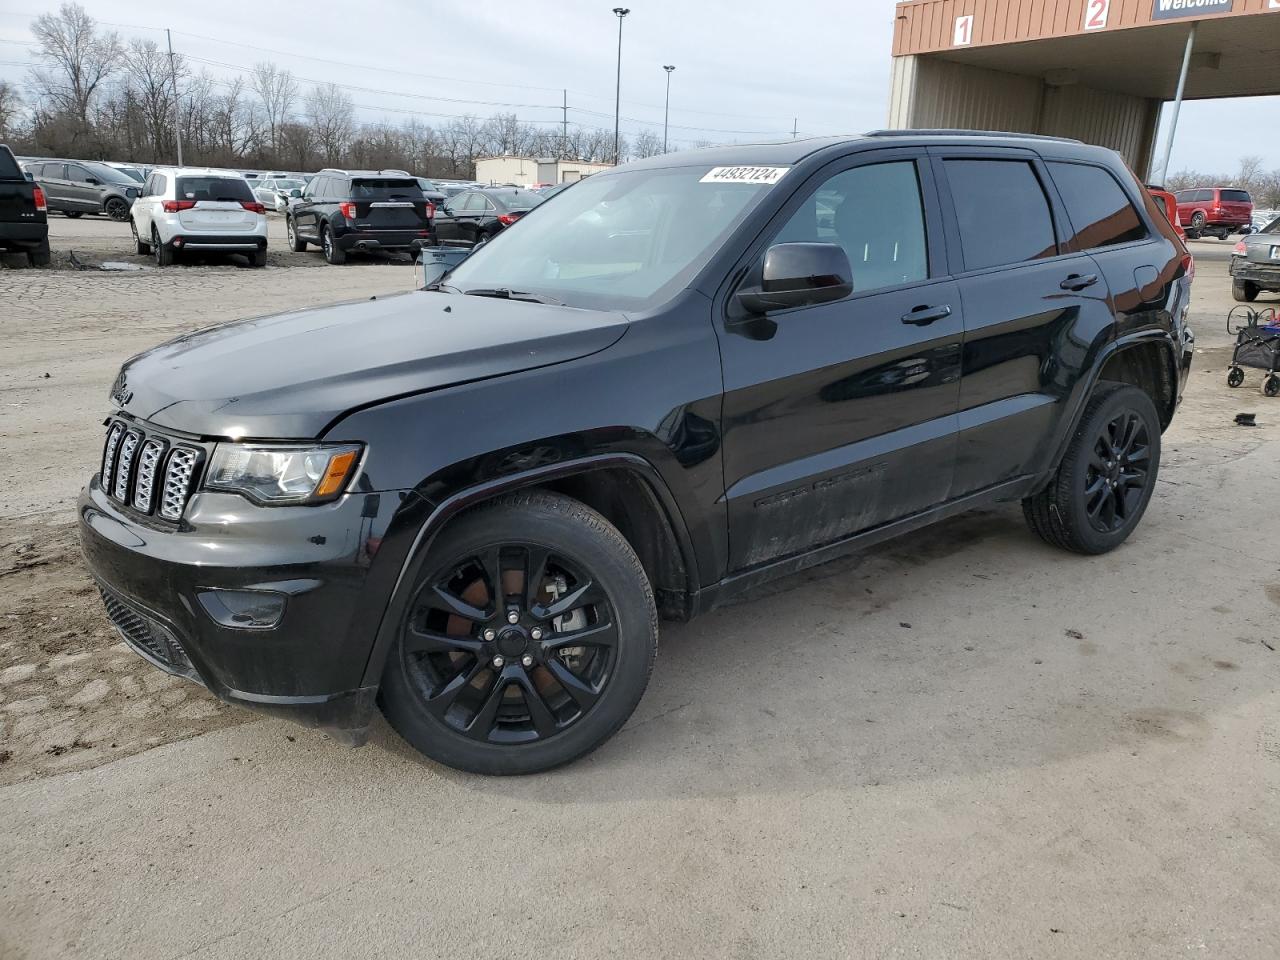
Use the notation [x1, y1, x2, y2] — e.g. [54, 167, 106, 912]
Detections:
[1152, 0, 1233, 19]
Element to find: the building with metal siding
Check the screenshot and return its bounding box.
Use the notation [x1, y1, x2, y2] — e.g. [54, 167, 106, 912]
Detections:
[888, 0, 1280, 179]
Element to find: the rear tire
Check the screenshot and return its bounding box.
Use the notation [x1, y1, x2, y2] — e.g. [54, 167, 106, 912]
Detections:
[1188, 211, 1206, 239]
[322, 224, 345, 264]
[153, 228, 173, 267]
[1022, 382, 1161, 555]
[379, 491, 658, 775]
[1233, 278, 1259, 302]
[250, 248, 267, 268]
[28, 246, 51, 267]
[131, 220, 151, 255]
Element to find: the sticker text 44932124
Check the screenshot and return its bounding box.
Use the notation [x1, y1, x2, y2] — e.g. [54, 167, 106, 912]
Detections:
[699, 166, 790, 185]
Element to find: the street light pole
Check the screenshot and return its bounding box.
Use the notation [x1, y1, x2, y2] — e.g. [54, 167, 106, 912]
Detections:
[166, 28, 184, 166]
[612, 7, 630, 165]
[662, 65, 675, 153]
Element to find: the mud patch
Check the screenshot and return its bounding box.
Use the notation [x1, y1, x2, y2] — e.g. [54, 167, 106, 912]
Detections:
[0, 516, 246, 785]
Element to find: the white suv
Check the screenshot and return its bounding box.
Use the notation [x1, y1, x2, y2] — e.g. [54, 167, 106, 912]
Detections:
[130, 167, 268, 267]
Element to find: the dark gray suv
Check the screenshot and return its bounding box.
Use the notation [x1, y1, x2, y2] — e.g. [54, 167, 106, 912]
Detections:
[27, 159, 140, 221]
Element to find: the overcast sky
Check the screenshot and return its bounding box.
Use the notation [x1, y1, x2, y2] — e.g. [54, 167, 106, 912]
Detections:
[0, 0, 1273, 175]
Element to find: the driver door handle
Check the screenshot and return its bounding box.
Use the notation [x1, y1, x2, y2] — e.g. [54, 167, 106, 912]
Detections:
[900, 304, 952, 326]
[1060, 273, 1099, 291]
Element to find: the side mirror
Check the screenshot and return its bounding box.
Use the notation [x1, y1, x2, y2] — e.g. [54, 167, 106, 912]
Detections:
[737, 242, 853, 314]
[23, 171, 33, 182]
[86, 177, 100, 185]
[289, 189, 302, 198]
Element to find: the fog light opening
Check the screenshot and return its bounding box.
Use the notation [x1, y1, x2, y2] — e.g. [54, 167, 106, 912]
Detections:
[197, 589, 287, 630]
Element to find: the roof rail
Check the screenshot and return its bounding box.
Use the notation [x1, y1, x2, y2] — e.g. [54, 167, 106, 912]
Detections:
[864, 128, 1081, 144]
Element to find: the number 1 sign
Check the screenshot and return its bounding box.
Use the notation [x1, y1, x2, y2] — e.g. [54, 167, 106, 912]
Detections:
[1084, 0, 1110, 30]
[953, 14, 974, 46]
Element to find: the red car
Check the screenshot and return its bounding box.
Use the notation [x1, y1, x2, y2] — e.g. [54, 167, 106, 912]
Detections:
[1175, 186, 1252, 239]
[1147, 186, 1186, 242]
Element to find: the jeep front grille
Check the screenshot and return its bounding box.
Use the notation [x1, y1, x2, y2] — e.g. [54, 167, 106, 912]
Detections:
[100, 420, 203, 521]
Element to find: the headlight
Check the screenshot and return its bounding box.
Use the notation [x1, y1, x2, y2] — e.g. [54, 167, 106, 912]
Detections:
[204, 443, 362, 505]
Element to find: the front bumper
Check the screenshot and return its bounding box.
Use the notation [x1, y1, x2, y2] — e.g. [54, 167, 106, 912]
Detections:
[78, 476, 411, 744]
[1230, 258, 1280, 287]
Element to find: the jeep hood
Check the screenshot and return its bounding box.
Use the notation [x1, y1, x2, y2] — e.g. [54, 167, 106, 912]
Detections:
[114, 290, 628, 438]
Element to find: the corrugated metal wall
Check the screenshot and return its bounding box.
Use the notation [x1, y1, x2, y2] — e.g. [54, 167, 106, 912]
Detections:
[886, 55, 1160, 171]
[893, 0, 1271, 55]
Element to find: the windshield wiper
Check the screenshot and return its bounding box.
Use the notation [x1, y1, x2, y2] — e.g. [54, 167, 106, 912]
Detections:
[462, 288, 564, 305]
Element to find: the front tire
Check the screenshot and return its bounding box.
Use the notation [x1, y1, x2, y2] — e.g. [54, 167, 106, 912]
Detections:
[105, 197, 130, 222]
[1022, 382, 1161, 555]
[1233, 278, 1259, 302]
[379, 491, 658, 775]
[322, 224, 346, 264]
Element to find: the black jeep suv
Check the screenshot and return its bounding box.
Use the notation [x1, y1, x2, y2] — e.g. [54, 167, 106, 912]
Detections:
[285, 168, 434, 263]
[80, 132, 1194, 774]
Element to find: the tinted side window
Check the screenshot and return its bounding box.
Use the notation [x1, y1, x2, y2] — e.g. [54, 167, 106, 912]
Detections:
[772, 160, 928, 293]
[1221, 189, 1251, 203]
[67, 164, 93, 184]
[944, 159, 1056, 271]
[1195, 189, 1213, 202]
[1048, 162, 1146, 249]
[1175, 191, 1191, 203]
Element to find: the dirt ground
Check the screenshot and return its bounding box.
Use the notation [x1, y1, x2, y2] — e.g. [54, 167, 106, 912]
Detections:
[0, 214, 415, 784]
[3, 219, 1280, 959]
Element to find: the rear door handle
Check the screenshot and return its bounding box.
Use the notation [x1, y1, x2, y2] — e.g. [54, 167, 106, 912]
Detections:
[1060, 273, 1099, 291]
[900, 304, 952, 326]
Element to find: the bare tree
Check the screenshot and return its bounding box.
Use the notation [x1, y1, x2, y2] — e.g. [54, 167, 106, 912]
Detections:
[28, 2, 121, 134]
[630, 129, 662, 159]
[122, 38, 186, 160]
[0, 81, 21, 140]
[307, 83, 354, 166]
[251, 62, 297, 156]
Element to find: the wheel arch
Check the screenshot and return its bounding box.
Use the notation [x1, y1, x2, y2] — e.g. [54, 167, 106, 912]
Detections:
[1035, 331, 1179, 493]
[357, 453, 700, 690]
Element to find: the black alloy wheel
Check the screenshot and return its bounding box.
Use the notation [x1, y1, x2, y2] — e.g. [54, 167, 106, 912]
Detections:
[105, 197, 130, 221]
[1022, 382, 1161, 554]
[403, 542, 617, 745]
[379, 492, 657, 775]
[1082, 409, 1151, 534]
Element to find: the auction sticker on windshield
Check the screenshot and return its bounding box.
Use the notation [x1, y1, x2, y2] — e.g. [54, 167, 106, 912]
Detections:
[700, 166, 789, 185]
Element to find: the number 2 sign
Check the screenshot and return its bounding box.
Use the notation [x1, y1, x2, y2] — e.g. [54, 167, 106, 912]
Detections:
[953, 14, 974, 46]
[1084, 0, 1110, 30]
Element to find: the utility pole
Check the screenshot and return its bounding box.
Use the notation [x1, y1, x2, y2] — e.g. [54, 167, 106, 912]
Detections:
[791, 118, 797, 140]
[662, 65, 675, 153]
[561, 88, 568, 158]
[166, 28, 184, 166]
[612, 7, 630, 165]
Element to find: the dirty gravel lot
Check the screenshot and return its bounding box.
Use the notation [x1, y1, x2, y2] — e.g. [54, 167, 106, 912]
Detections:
[2, 218, 1279, 959]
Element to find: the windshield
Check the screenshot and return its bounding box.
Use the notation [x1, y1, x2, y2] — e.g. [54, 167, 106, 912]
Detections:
[272, 178, 303, 190]
[114, 166, 145, 182]
[1263, 216, 1280, 235]
[445, 165, 782, 311]
[86, 163, 139, 185]
[491, 189, 542, 211]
